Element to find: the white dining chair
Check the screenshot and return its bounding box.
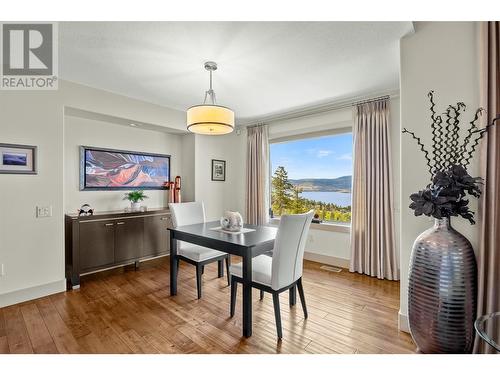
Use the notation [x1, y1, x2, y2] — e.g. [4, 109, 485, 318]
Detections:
[169, 202, 230, 299]
[229, 210, 314, 339]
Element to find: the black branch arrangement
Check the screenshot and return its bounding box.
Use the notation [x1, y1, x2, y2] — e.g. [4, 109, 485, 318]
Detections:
[403, 91, 499, 224]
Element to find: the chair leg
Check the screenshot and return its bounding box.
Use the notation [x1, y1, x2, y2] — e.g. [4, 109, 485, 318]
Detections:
[272, 292, 283, 339]
[289, 284, 297, 307]
[196, 264, 202, 299]
[297, 277, 308, 319]
[225, 256, 231, 286]
[230, 276, 237, 317]
[218, 259, 224, 278]
[260, 290, 264, 300]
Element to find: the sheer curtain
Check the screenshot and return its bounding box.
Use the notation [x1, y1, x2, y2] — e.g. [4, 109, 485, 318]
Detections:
[475, 21, 500, 354]
[349, 99, 399, 280]
[245, 125, 269, 225]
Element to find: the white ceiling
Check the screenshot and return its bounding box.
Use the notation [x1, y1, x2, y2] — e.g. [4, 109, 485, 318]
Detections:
[59, 22, 413, 120]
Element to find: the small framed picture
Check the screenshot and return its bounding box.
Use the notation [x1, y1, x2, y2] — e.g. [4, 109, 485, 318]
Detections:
[211, 159, 226, 181]
[0, 143, 37, 174]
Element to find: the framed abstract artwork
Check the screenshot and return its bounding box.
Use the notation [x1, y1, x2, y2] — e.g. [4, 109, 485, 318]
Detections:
[0, 143, 37, 174]
[211, 159, 226, 181]
[80, 146, 170, 190]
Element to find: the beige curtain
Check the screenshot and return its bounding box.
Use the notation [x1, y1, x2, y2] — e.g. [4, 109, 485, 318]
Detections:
[475, 21, 500, 354]
[246, 125, 269, 225]
[349, 99, 398, 280]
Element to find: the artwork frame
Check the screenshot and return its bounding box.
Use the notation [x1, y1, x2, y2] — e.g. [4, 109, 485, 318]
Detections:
[211, 159, 226, 181]
[80, 146, 170, 191]
[0, 143, 37, 174]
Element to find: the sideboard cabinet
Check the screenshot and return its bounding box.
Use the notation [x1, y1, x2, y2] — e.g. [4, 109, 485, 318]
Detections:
[65, 208, 171, 289]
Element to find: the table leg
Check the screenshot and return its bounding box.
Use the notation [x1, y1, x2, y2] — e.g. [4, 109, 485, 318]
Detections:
[242, 252, 253, 337]
[217, 259, 224, 278]
[170, 231, 178, 296]
[289, 284, 297, 307]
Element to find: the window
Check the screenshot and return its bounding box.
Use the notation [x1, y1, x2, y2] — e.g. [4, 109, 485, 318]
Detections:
[270, 132, 353, 225]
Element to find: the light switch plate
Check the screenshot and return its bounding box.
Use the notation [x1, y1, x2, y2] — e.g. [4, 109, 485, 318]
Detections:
[36, 206, 52, 218]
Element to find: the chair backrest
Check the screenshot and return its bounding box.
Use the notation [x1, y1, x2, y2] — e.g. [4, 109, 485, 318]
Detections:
[271, 210, 314, 290]
[169, 202, 206, 228]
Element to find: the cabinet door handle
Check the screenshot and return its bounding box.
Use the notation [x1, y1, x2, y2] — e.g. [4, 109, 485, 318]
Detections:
[160, 217, 168, 221]
[116, 222, 125, 225]
[104, 223, 114, 227]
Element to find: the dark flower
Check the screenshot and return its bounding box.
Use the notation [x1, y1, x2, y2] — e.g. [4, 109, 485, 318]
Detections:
[432, 171, 453, 189]
[409, 164, 482, 225]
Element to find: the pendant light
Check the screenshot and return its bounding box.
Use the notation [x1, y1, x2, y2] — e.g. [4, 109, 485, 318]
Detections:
[186, 61, 235, 135]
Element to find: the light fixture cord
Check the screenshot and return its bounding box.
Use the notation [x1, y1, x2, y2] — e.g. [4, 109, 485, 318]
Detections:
[204, 69, 217, 105]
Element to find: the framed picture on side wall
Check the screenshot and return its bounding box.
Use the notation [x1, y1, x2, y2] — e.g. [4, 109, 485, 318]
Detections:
[0, 143, 37, 174]
[211, 159, 226, 181]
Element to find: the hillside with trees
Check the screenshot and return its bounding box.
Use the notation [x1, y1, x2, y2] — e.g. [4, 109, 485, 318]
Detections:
[289, 176, 352, 192]
[271, 166, 351, 223]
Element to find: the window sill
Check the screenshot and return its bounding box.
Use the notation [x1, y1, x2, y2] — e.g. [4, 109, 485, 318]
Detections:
[268, 218, 351, 234]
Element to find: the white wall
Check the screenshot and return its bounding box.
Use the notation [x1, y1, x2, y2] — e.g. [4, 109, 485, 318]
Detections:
[0, 80, 185, 307]
[181, 134, 196, 202]
[267, 99, 401, 266]
[399, 22, 480, 330]
[268, 108, 353, 140]
[390, 97, 402, 272]
[304, 229, 351, 265]
[0, 90, 64, 306]
[194, 131, 246, 221]
[64, 116, 183, 213]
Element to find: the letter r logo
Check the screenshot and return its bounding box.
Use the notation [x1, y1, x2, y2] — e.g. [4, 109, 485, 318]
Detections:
[2, 24, 53, 76]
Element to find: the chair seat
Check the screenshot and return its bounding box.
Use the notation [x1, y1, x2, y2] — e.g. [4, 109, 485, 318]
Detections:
[178, 242, 225, 262]
[229, 255, 272, 287]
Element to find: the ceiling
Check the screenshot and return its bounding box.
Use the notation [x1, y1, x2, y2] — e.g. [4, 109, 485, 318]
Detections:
[59, 22, 413, 120]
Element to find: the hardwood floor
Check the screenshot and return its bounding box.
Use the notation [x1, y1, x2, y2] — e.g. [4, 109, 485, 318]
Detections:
[0, 257, 415, 354]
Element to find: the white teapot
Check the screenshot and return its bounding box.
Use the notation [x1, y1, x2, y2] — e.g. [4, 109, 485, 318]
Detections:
[220, 211, 243, 232]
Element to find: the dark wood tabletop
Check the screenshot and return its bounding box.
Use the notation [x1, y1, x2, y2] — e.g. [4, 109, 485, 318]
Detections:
[168, 221, 277, 255]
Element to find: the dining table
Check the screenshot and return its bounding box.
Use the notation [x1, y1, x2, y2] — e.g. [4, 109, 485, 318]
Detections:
[168, 221, 278, 337]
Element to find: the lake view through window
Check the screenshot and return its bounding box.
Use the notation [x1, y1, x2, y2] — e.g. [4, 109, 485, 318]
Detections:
[270, 132, 353, 224]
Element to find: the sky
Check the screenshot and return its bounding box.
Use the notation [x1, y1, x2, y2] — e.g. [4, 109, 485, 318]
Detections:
[270, 133, 353, 180]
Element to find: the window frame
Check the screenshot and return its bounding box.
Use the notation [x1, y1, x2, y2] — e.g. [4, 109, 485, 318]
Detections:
[268, 126, 353, 231]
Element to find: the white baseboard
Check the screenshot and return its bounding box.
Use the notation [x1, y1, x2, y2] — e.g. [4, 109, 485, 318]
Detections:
[304, 251, 350, 269]
[398, 310, 410, 333]
[0, 279, 66, 308]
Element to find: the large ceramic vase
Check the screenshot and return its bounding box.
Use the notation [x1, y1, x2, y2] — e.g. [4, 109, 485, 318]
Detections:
[408, 218, 477, 353]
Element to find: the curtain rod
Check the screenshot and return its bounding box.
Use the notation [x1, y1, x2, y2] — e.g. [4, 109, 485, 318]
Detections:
[353, 95, 390, 106]
[239, 91, 397, 128]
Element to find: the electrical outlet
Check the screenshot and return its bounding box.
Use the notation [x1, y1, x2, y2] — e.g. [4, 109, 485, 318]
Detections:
[36, 206, 52, 218]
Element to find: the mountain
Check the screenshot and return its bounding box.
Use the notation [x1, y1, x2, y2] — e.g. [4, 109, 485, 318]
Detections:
[289, 176, 352, 192]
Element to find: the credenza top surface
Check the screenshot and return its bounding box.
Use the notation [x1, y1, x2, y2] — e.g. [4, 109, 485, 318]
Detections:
[66, 207, 170, 221]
